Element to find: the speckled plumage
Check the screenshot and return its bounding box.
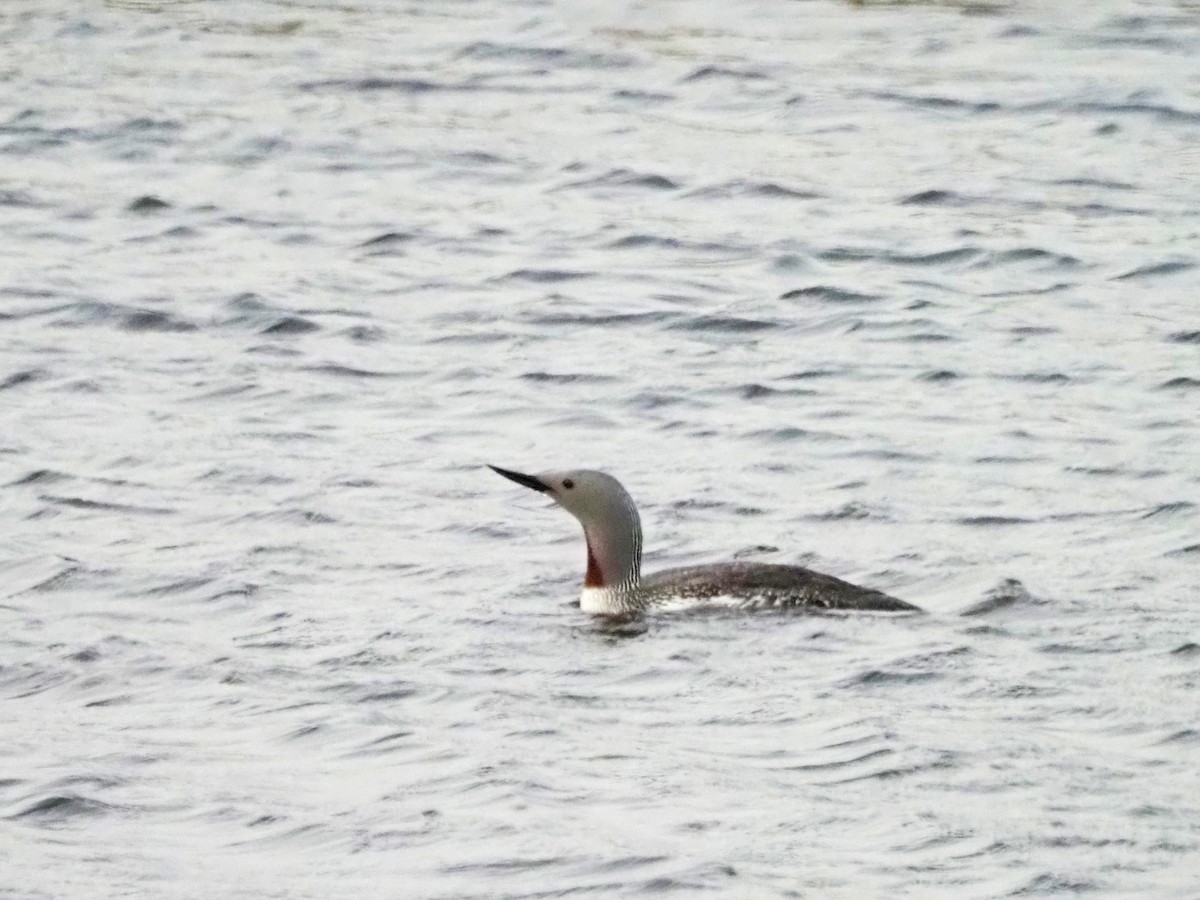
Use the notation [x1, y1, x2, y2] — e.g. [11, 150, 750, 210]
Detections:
[637, 562, 918, 612]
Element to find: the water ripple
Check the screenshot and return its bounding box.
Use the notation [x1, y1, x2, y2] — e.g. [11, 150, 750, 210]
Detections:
[3, 2, 1198, 897]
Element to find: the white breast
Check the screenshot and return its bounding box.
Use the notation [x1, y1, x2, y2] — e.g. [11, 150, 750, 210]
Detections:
[580, 587, 624, 615]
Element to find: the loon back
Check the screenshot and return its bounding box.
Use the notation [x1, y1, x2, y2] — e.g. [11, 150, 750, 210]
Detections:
[639, 562, 919, 612]
[488, 464, 920, 616]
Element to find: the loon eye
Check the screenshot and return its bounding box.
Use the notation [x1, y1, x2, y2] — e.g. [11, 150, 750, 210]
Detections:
[562, 478, 575, 490]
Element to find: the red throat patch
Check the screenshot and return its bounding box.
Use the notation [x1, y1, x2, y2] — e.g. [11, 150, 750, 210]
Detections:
[585, 538, 604, 588]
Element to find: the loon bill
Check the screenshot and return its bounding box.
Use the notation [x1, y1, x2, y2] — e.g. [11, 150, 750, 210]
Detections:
[488, 465, 920, 616]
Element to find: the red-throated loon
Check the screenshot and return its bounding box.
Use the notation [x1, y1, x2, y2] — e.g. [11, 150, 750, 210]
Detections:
[488, 466, 920, 616]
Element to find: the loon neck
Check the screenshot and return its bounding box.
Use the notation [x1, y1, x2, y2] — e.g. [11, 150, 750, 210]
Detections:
[583, 532, 643, 609]
[578, 506, 643, 614]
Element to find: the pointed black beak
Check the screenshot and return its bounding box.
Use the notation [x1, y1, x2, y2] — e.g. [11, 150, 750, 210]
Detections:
[488, 464, 552, 494]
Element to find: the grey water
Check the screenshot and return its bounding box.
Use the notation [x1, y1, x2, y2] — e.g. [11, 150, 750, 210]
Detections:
[2, 0, 1199, 896]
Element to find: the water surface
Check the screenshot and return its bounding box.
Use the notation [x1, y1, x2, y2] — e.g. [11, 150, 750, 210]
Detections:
[2, 0, 1199, 897]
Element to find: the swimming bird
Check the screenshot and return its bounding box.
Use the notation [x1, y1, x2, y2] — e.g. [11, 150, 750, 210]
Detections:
[488, 466, 920, 616]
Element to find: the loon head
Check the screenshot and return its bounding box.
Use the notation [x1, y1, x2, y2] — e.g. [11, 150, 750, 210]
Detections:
[488, 465, 643, 596]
